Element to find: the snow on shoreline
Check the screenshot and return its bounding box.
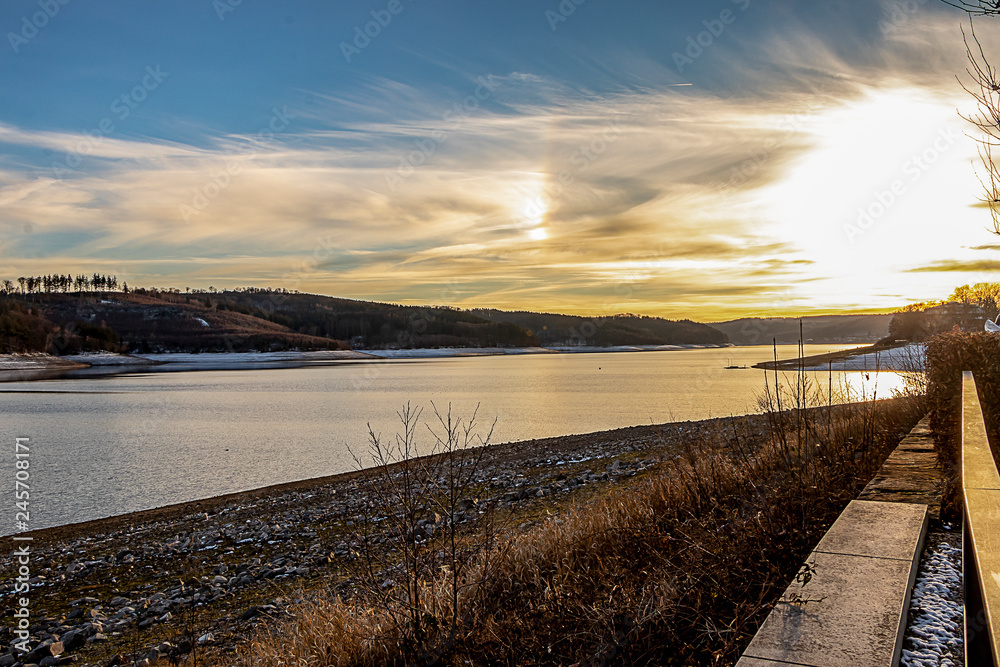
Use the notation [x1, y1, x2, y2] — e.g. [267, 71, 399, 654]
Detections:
[0, 344, 734, 372]
[133, 345, 728, 363]
[363, 347, 556, 358]
[547, 344, 729, 354]
[135, 350, 373, 364]
[805, 344, 926, 372]
[61, 351, 161, 366]
[313, 344, 729, 358]
[0, 352, 87, 370]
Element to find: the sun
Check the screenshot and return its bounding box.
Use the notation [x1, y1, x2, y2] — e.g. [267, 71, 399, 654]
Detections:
[517, 186, 549, 240]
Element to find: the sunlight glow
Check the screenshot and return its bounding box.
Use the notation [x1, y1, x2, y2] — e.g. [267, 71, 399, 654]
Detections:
[837, 371, 915, 400]
[510, 176, 551, 242]
[744, 85, 987, 311]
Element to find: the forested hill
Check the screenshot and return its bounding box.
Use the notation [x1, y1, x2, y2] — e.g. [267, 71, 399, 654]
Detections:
[214, 290, 539, 350]
[0, 283, 731, 354]
[710, 314, 892, 345]
[469, 309, 729, 346]
[0, 289, 539, 354]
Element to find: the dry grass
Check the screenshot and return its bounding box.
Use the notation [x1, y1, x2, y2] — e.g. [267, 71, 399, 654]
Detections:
[227, 387, 925, 667]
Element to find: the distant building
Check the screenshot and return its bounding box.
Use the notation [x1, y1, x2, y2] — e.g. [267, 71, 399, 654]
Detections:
[889, 302, 986, 342]
[924, 302, 986, 333]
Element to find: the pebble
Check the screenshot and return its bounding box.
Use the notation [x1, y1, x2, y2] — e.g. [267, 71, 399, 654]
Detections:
[0, 415, 759, 665]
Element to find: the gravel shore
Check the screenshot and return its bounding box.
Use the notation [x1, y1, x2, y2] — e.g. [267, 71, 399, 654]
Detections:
[0, 414, 767, 667]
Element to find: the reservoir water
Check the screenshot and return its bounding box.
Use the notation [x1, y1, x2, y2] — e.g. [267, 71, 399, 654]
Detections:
[0, 344, 907, 535]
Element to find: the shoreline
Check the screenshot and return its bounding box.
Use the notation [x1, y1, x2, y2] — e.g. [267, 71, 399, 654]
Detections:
[752, 342, 919, 372]
[0, 343, 735, 378]
[0, 415, 743, 547]
[0, 412, 770, 666]
[0, 400, 917, 667]
[0, 463, 376, 548]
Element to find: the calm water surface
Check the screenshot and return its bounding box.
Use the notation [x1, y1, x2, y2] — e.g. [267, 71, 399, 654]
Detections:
[0, 345, 905, 534]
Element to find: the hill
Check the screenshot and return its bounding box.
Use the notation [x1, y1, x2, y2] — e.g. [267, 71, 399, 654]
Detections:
[213, 290, 540, 350]
[710, 314, 892, 346]
[469, 309, 729, 346]
[2, 292, 346, 354]
[8, 283, 900, 355]
[0, 288, 541, 354]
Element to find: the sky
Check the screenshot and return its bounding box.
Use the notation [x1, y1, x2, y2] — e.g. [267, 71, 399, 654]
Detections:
[1, 0, 999, 321]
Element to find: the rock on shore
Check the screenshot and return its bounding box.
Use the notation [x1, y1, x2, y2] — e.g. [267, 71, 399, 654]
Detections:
[0, 414, 769, 666]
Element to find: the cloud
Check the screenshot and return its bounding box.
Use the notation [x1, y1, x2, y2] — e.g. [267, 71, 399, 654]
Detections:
[1, 6, 997, 319]
[0, 122, 208, 162]
[0, 73, 940, 319]
[908, 260, 1000, 273]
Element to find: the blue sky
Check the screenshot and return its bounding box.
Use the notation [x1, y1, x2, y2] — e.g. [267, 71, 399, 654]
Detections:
[0, 0, 998, 319]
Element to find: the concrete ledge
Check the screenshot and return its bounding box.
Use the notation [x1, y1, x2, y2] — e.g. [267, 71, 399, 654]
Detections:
[813, 499, 926, 562]
[963, 371, 1000, 491]
[737, 500, 928, 667]
[962, 370, 1000, 664]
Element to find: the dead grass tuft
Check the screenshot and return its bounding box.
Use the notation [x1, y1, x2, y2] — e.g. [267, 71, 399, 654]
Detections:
[227, 384, 925, 667]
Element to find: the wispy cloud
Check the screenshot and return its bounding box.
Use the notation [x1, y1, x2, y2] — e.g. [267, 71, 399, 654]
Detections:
[908, 260, 1000, 273]
[0, 7, 997, 319]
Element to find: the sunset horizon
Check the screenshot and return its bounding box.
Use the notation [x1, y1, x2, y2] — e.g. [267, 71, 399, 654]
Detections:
[4, 4, 998, 665]
[3, 2, 1000, 321]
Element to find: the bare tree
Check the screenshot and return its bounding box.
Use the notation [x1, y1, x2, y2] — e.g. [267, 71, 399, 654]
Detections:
[348, 402, 503, 664]
[943, 1, 1000, 16]
[956, 19, 1000, 234]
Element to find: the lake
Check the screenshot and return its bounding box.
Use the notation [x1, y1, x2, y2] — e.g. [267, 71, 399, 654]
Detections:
[0, 344, 907, 535]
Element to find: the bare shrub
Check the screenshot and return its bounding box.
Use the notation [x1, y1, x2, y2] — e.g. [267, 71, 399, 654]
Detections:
[232, 386, 925, 666]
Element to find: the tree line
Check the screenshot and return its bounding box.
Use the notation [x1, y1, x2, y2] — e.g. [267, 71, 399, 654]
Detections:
[950, 282, 1000, 321]
[1, 274, 124, 295]
[887, 282, 1000, 342]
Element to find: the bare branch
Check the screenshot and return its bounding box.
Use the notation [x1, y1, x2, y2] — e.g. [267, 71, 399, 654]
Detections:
[958, 19, 1000, 234]
[942, 0, 1000, 15]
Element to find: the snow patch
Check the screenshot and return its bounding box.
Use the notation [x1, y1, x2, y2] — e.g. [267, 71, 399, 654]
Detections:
[364, 345, 726, 358]
[900, 530, 963, 667]
[548, 344, 728, 354]
[61, 352, 156, 366]
[363, 347, 555, 359]
[806, 344, 926, 372]
[135, 350, 373, 365]
[0, 353, 84, 370]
